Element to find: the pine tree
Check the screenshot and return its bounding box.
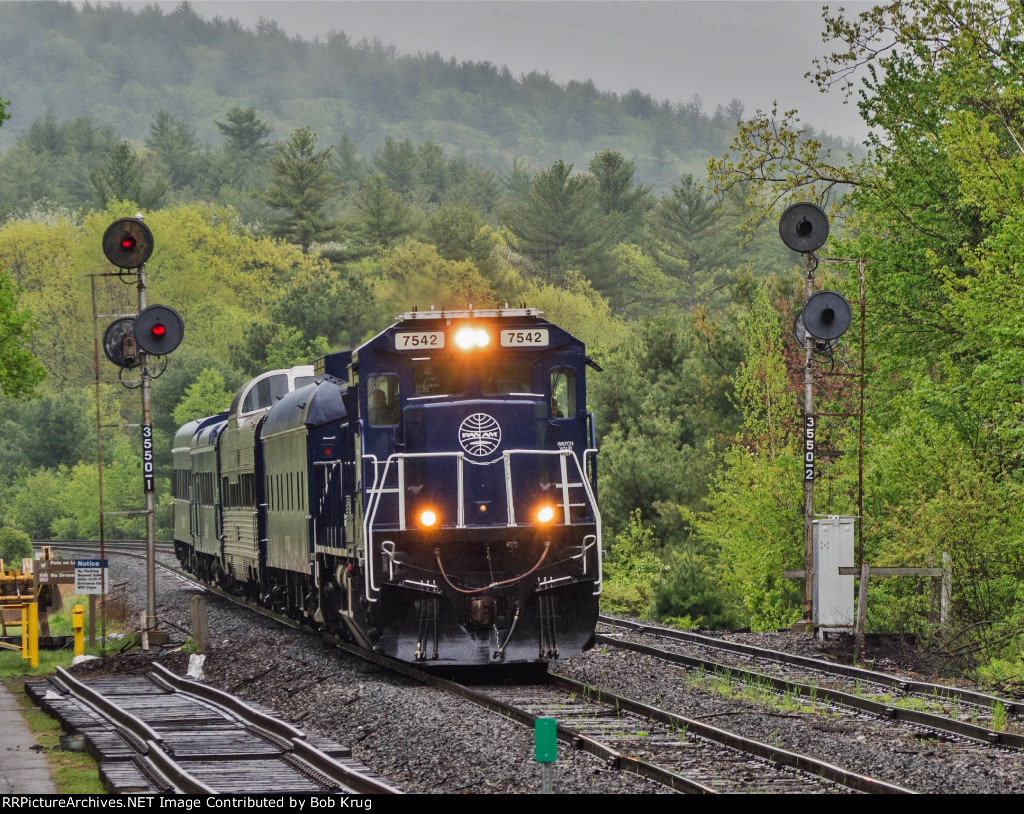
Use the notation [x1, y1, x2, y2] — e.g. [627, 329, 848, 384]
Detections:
[504, 160, 613, 285]
[147, 110, 201, 190]
[588, 150, 652, 243]
[90, 140, 168, 208]
[652, 175, 732, 312]
[214, 106, 273, 191]
[260, 127, 337, 253]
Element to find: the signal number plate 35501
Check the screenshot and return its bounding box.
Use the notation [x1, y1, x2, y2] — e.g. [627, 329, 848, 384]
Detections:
[395, 331, 445, 349]
[501, 329, 549, 347]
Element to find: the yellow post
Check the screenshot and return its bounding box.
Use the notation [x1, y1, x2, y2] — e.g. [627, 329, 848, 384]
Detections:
[27, 601, 38, 668]
[20, 605, 27, 662]
[73, 606, 84, 658]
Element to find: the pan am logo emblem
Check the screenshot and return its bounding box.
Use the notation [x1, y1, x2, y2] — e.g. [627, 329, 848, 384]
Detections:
[459, 413, 502, 456]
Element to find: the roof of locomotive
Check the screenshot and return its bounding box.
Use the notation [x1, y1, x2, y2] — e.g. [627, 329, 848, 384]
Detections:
[261, 376, 348, 438]
[361, 307, 578, 351]
[315, 307, 583, 379]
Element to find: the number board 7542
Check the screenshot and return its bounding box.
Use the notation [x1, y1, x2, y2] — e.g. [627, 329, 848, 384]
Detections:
[501, 328, 549, 347]
[395, 331, 445, 349]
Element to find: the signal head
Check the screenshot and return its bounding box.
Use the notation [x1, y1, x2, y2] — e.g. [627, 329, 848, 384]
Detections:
[134, 304, 184, 355]
[778, 202, 829, 253]
[102, 218, 154, 269]
[102, 318, 141, 369]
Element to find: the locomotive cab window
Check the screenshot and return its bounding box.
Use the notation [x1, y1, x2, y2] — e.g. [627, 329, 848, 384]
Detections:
[413, 360, 466, 397]
[367, 374, 400, 425]
[551, 367, 576, 418]
[482, 359, 532, 394]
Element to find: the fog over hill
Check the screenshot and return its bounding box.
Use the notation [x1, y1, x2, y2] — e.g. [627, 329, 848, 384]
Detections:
[91, 0, 873, 141]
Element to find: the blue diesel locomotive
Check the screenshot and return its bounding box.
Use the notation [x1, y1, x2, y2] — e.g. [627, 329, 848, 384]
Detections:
[172, 308, 602, 667]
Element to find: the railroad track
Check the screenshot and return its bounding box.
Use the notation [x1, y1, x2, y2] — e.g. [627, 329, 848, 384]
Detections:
[596, 614, 1024, 748]
[323, 636, 911, 794]
[69, 555, 919, 792]
[27, 663, 402, 794]
[32, 539, 177, 556]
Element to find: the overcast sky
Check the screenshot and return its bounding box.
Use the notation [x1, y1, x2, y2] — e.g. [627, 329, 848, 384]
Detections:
[103, 1, 873, 139]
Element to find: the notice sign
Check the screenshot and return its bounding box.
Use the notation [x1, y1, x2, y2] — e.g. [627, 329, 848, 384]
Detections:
[142, 423, 155, 492]
[74, 559, 109, 594]
[804, 415, 816, 482]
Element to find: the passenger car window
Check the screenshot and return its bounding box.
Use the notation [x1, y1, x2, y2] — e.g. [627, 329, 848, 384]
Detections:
[242, 373, 289, 413]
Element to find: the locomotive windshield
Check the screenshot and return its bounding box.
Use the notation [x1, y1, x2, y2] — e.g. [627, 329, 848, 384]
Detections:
[481, 359, 532, 394]
[413, 359, 467, 396]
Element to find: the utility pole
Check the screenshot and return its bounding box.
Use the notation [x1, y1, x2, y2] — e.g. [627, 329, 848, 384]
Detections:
[802, 250, 816, 625]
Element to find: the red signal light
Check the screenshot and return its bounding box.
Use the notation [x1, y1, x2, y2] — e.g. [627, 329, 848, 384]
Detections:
[120, 234, 137, 251]
[151, 323, 166, 337]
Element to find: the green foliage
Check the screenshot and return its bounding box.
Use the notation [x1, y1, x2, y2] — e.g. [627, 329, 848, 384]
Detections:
[591, 307, 741, 548]
[147, 110, 209, 195]
[261, 127, 337, 253]
[172, 368, 233, 426]
[588, 150, 652, 243]
[600, 510, 665, 618]
[345, 174, 418, 255]
[504, 160, 613, 285]
[650, 175, 736, 312]
[231, 320, 329, 377]
[684, 288, 803, 630]
[90, 140, 168, 209]
[0, 268, 46, 398]
[0, 527, 32, 565]
[367, 239, 495, 317]
[653, 546, 740, 630]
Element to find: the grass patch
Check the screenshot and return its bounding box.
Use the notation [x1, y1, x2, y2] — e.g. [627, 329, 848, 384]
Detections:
[0, 637, 113, 794]
[7, 673, 106, 794]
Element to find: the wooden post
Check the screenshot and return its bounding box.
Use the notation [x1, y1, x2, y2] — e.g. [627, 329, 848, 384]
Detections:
[854, 560, 870, 662]
[941, 552, 951, 629]
[88, 594, 96, 648]
[190, 594, 209, 654]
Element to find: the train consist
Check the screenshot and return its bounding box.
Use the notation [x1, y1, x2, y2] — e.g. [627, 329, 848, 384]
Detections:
[171, 308, 602, 667]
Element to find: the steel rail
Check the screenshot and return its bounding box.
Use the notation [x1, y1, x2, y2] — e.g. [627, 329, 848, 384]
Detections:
[325, 636, 910, 794]
[148, 663, 402, 795]
[324, 637, 713, 793]
[53, 667, 217, 794]
[165, 558, 912, 793]
[546, 673, 912, 795]
[596, 621, 1023, 749]
[599, 614, 1017, 714]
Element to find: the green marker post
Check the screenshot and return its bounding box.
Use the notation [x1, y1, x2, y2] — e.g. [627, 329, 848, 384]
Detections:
[535, 717, 557, 793]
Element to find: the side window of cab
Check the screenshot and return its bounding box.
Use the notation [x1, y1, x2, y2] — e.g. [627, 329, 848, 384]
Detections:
[367, 374, 400, 426]
[550, 367, 576, 418]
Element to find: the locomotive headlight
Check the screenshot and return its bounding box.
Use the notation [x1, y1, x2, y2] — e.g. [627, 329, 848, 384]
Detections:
[536, 505, 556, 524]
[454, 326, 490, 349]
[419, 509, 438, 528]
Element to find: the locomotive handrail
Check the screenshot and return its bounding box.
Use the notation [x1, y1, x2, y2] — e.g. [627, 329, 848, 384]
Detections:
[362, 449, 602, 602]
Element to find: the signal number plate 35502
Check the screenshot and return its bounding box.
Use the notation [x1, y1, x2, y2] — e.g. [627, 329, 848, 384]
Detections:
[501, 329, 549, 347]
[395, 331, 445, 349]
